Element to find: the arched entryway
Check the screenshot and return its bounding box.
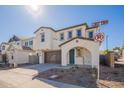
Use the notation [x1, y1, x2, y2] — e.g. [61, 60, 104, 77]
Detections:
[68, 47, 91, 65]
[60, 37, 99, 68]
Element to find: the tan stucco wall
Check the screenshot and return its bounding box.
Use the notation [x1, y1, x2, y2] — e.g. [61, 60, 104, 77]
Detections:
[33, 25, 97, 51]
[22, 37, 34, 49]
[33, 28, 55, 50]
[53, 25, 86, 49]
[75, 48, 91, 65]
[60, 38, 99, 68]
[7, 50, 33, 64]
[1, 44, 9, 54]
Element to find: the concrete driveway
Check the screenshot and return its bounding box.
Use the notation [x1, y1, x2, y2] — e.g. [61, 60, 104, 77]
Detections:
[0, 64, 81, 88]
[9, 64, 61, 76]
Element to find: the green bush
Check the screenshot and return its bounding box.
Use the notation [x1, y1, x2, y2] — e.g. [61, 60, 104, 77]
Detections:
[103, 49, 109, 55]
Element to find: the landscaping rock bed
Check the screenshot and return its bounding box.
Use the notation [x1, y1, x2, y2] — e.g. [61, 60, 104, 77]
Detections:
[36, 65, 124, 88]
[98, 65, 124, 88]
[36, 66, 97, 88]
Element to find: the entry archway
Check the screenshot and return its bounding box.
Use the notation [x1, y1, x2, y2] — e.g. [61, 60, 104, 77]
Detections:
[60, 37, 99, 68]
[67, 47, 92, 66]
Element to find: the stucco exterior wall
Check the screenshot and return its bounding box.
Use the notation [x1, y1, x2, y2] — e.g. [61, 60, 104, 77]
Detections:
[9, 41, 22, 46]
[0, 44, 9, 54]
[75, 48, 91, 65]
[86, 28, 98, 38]
[53, 25, 86, 49]
[22, 37, 34, 49]
[33, 28, 55, 50]
[33, 25, 97, 50]
[8, 50, 33, 64]
[60, 38, 99, 68]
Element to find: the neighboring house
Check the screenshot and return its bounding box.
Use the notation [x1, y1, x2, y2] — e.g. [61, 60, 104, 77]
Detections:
[0, 52, 2, 62]
[8, 35, 34, 49]
[122, 49, 124, 59]
[0, 35, 34, 64]
[0, 42, 9, 55]
[34, 23, 99, 68]
[22, 37, 34, 49]
[0, 42, 10, 62]
[0, 22, 100, 68]
[7, 44, 34, 65]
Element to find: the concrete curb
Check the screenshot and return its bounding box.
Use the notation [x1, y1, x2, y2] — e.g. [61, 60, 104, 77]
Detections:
[36, 78, 82, 88]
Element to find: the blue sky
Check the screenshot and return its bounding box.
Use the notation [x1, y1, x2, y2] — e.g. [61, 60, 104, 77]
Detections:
[0, 5, 124, 50]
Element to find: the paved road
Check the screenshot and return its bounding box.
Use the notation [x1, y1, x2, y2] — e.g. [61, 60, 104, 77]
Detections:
[0, 64, 81, 88]
[0, 80, 14, 88]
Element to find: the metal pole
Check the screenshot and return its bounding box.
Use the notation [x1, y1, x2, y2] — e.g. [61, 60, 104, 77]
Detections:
[97, 25, 100, 82]
[106, 35, 108, 50]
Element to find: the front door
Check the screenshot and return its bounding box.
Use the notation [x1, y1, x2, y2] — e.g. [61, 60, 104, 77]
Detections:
[69, 49, 75, 64]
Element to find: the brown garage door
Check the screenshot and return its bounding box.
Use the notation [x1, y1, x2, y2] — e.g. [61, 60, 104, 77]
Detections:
[45, 50, 61, 64]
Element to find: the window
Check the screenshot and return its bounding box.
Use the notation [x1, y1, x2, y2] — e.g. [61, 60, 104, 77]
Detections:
[68, 31, 72, 39]
[41, 33, 45, 42]
[88, 31, 93, 39]
[17, 43, 19, 45]
[25, 42, 28, 46]
[76, 48, 82, 57]
[60, 33, 64, 40]
[2, 46, 5, 50]
[77, 29, 82, 37]
[29, 40, 33, 45]
[11, 55, 14, 60]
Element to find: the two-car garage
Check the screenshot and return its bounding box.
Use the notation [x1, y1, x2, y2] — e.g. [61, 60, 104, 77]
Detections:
[44, 50, 61, 64]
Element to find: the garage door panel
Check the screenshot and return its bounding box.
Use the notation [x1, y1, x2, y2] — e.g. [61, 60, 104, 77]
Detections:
[45, 51, 61, 64]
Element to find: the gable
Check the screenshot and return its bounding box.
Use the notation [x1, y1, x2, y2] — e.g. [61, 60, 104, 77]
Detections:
[8, 35, 20, 43]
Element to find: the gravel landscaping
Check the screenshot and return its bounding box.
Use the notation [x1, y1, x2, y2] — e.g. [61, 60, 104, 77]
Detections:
[36, 66, 98, 88]
[36, 65, 124, 88]
[98, 64, 124, 88]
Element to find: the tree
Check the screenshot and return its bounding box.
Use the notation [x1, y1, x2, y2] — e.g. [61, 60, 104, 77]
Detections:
[103, 49, 109, 55]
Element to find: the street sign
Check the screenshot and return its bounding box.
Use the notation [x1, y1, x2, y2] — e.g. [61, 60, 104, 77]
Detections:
[94, 32, 104, 42]
[92, 20, 108, 27]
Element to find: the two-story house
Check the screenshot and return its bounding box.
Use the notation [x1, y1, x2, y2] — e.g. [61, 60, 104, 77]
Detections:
[33, 23, 99, 68]
[0, 35, 34, 64]
[0, 22, 100, 69]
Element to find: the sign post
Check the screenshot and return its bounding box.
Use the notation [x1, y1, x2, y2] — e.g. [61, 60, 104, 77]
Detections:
[92, 20, 108, 82]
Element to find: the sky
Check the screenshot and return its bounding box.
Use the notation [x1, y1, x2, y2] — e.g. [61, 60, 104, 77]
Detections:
[0, 5, 124, 50]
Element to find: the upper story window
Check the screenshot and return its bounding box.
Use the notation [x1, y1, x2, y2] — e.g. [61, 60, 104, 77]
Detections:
[25, 42, 28, 46]
[41, 33, 45, 42]
[29, 40, 33, 45]
[2, 46, 5, 50]
[68, 31, 72, 39]
[77, 29, 82, 37]
[88, 31, 93, 39]
[60, 33, 64, 41]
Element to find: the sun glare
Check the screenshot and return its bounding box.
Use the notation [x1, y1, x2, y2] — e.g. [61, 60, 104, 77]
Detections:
[29, 5, 39, 12]
[26, 5, 43, 19]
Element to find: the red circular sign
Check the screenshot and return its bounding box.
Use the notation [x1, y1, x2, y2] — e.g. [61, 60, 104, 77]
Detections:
[94, 32, 104, 42]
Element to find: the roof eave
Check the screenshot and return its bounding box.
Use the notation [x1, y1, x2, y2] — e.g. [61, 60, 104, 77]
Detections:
[59, 37, 94, 47]
[56, 23, 88, 32]
[34, 27, 55, 33]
